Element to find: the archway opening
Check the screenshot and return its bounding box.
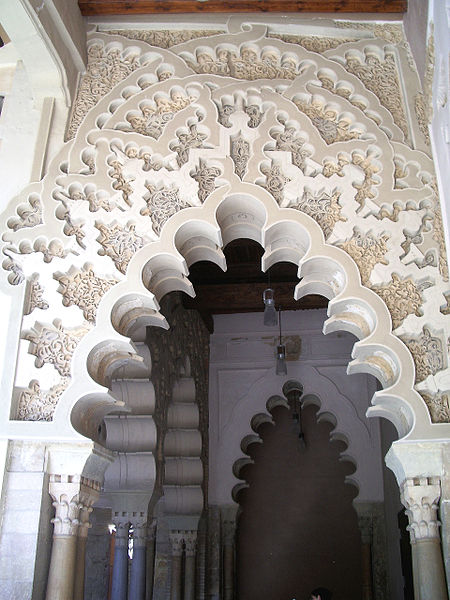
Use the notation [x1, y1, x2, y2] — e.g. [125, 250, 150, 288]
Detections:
[236, 402, 361, 600]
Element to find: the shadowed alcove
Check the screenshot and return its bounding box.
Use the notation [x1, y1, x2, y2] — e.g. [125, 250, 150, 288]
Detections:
[236, 403, 362, 600]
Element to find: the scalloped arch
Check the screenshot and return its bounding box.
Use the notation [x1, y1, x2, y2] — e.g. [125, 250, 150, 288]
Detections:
[63, 182, 431, 443]
[231, 391, 362, 504]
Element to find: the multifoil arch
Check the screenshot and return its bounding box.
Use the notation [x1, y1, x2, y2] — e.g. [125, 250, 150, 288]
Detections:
[1, 22, 449, 445]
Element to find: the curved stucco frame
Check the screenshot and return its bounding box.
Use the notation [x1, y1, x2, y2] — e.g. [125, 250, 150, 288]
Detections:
[1, 22, 449, 451]
[59, 181, 436, 444]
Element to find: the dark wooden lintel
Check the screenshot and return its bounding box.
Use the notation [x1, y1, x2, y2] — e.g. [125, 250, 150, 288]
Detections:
[79, 0, 407, 16]
[182, 281, 327, 315]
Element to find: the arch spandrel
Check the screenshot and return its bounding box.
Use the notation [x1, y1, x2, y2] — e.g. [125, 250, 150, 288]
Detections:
[0, 21, 448, 441]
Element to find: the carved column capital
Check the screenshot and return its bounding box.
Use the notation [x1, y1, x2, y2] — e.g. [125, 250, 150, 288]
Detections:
[184, 530, 198, 557]
[354, 503, 375, 545]
[48, 474, 100, 537]
[400, 476, 442, 542]
[113, 514, 131, 548]
[132, 520, 148, 548]
[78, 477, 101, 538]
[169, 531, 185, 556]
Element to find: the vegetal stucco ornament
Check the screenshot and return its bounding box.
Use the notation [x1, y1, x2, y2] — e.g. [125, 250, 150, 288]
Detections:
[419, 391, 450, 424]
[230, 133, 250, 180]
[95, 222, 148, 274]
[191, 160, 222, 202]
[106, 29, 224, 50]
[335, 22, 404, 46]
[54, 265, 118, 324]
[271, 124, 313, 173]
[171, 121, 208, 166]
[259, 162, 291, 205]
[68, 43, 145, 140]
[16, 377, 69, 421]
[336, 46, 409, 140]
[141, 183, 190, 235]
[371, 274, 424, 330]
[24, 274, 49, 315]
[1, 20, 449, 431]
[7, 194, 43, 232]
[401, 327, 446, 384]
[337, 229, 389, 285]
[120, 88, 197, 140]
[414, 93, 431, 146]
[292, 95, 362, 144]
[291, 188, 346, 239]
[269, 33, 358, 53]
[185, 44, 301, 80]
[23, 320, 91, 377]
[54, 183, 120, 213]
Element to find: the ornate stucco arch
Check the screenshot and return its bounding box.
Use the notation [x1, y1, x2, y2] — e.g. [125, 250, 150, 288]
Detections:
[1, 20, 449, 453]
[0, 15, 449, 600]
[64, 184, 430, 445]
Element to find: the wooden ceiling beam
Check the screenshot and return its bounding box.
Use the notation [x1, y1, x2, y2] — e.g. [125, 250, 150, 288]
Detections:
[78, 0, 407, 16]
[182, 281, 327, 314]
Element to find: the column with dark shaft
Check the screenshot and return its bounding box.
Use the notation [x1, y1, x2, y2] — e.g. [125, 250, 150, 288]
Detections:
[73, 490, 96, 600]
[129, 520, 147, 600]
[183, 531, 197, 600]
[145, 521, 156, 600]
[222, 519, 236, 600]
[356, 510, 373, 600]
[169, 531, 184, 600]
[111, 518, 129, 600]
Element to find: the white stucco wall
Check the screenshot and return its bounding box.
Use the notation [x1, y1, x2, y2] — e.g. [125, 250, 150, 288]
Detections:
[208, 309, 383, 507]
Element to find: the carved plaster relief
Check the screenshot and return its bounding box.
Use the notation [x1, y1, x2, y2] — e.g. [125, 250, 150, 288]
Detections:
[54, 265, 118, 323]
[16, 378, 69, 422]
[1, 20, 449, 427]
[23, 320, 91, 377]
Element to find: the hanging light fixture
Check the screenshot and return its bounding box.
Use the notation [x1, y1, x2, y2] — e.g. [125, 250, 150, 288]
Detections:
[283, 380, 305, 448]
[263, 287, 278, 327]
[276, 307, 287, 375]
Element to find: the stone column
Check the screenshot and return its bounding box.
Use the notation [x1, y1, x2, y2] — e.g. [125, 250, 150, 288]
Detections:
[129, 521, 147, 600]
[184, 531, 197, 600]
[356, 511, 374, 600]
[196, 515, 207, 600]
[207, 507, 221, 600]
[222, 519, 236, 600]
[73, 488, 97, 600]
[111, 518, 130, 600]
[46, 475, 100, 600]
[145, 521, 156, 600]
[169, 531, 184, 600]
[400, 477, 447, 600]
